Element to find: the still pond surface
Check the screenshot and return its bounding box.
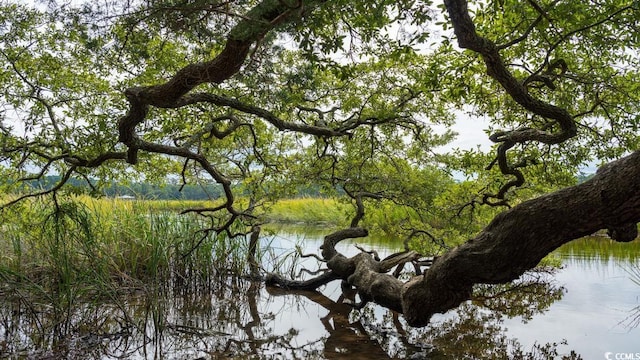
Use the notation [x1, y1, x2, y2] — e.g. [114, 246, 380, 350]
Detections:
[1, 227, 639, 359]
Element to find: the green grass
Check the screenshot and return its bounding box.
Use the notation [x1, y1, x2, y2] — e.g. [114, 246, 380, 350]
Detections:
[0, 196, 273, 358]
[0, 195, 352, 301]
[263, 197, 350, 225]
[74, 196, 349, 225]
[0, 197, 256, 302]
[8, 195, 629, 299]
[556, 235, 640, 263]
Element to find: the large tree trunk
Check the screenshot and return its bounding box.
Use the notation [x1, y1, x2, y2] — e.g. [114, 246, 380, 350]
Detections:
[266, 141, 640, 326]
[267, 150, 640, 327]
[401, 150, 640, 326]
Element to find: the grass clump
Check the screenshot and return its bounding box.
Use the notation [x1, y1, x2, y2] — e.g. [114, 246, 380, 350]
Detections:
[0, 197, 255, 302]
[0, 196, 271, 358]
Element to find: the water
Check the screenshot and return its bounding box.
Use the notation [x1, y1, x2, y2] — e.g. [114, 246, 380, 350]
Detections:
[503, 253, 640, 358]
[1, 230, 639, 359]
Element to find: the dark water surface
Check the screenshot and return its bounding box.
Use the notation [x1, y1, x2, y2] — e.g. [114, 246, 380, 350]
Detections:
[1, 231, 639, 359]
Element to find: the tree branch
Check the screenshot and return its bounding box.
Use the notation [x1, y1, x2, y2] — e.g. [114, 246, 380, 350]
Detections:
[118, 0, 328, 164]
[444, 0, 578, 200]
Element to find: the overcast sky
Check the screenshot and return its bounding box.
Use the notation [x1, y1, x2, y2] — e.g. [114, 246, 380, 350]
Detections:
[433, 111, 493, 154]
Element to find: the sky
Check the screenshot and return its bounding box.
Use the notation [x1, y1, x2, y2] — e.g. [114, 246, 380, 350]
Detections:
[435, 113, 599, 174]
[435, 113, 493, 153]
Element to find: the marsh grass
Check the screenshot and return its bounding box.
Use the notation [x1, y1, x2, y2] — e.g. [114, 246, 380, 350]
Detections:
[0, 197, 260, 302]
[556, 235, 640, 263]
[264, 197, 350, 225]
[0, 195, 360, 302]
[0, 196, 275, 357]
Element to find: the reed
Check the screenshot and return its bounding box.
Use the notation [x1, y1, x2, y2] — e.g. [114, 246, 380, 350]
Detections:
[556, 235, 640, 263]
[0, 197, 257, 303]
[0, 196, 270, 358]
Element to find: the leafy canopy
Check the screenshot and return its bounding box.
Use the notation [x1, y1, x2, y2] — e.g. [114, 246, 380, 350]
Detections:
[1, 0, 639, 242]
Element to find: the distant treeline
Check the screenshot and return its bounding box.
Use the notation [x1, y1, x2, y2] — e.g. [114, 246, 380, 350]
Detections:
[19, 175, 223, 200]
[17, 175, 324, 200]
[576, 172, 595, 183]
[12, 173, 595, 200]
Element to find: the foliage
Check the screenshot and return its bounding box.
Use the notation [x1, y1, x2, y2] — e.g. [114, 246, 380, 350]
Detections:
[0, 0, 452, 237]
[2, 0, 638, 238]
[1, 0, 640, 351]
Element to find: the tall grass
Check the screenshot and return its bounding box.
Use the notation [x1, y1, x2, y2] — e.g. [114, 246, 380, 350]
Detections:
[556, 235, 640, 263]
[0, 197, 257, 302]
[0, 195, 283, 358]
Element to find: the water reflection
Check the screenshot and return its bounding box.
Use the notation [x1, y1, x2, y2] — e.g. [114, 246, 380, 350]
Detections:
[503, 237, 640, 358]
[267, 287, 404, 359]
[1, 232, 639, 359]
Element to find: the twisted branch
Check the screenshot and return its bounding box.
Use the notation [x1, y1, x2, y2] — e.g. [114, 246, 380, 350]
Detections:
[444, 0, 578, 203]
[118, 0, 328, 164]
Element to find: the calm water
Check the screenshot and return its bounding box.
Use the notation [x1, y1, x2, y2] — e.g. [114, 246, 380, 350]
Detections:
[503, 249, 640, 358]
[260, 231, 640, 359]
[1, 230, 639, 359]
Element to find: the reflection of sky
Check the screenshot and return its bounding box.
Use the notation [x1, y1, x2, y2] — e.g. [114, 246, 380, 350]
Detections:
[501, 257, 639, 357]
[259, 232, 406, 352]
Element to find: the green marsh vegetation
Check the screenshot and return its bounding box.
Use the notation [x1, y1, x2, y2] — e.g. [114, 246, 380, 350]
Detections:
[556, 235, 640, 263]
[0, 196, 272, 295]
[0, 196, 273, 356]
[0, 192, 636, 358]
[0, 190, 541, 314]
[0, 187, 587, 303]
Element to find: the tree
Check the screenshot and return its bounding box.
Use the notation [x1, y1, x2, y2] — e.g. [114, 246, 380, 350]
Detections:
[1, 0, 639, 327]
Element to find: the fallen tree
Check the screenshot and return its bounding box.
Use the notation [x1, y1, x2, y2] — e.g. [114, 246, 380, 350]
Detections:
[266, 149, 640, 326]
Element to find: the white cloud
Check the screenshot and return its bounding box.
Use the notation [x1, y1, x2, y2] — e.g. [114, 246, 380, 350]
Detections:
[434, 111, 493, 154]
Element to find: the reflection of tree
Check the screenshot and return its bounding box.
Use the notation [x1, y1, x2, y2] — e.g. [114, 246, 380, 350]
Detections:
[0, 296, 137, 359]
[0, 276, 308, 359]
[0, 269, 578, 359]
[156, 277, 307, 358]
[413, 269, 580, 360]
[267, 285, 401, 359]
[419, 303, 581, 360]
[472, 268, 565, 322]
[622, 305, 640, 330]
[267, 268, 576, 360]
[423, 303, 515, 359]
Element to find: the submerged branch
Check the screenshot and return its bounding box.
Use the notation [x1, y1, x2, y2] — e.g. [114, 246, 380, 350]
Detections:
[265, 270, 340, 290]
